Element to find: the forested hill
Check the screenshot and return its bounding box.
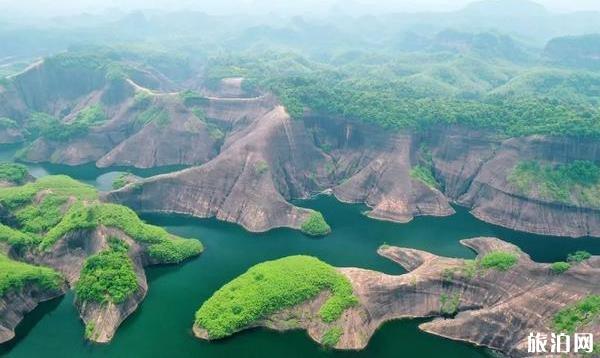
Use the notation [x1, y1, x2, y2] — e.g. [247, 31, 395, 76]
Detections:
[1, 0, 600, 140]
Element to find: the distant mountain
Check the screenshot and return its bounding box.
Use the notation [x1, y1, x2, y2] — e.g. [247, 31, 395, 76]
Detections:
[459, 0, 548, 18]
[396, 30, 530, 62]
[544, 34, 600, 69]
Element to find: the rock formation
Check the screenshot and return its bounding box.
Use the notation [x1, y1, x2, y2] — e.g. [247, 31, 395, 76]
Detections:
[2, 58, 599, 237]
[194, 237, 599, 357]
[0, 282, 66, 344]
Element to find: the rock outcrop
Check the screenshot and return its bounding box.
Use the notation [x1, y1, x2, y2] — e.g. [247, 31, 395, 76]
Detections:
[17, 226, 176, 343]
[195, 237, 599, 356]
[0, 283, 66, 344]
[3, 59, 600, 237]
[108, 110, 600, 237]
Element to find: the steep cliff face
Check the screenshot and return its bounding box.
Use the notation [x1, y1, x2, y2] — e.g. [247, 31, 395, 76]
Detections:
[195, 238, 599, 356]
[0, 283, 66, 344]
[108, 104, 329, 232]
[18, 226, 177, 343]
[108, 110, 600, 237]
[453, 136, 600, 237]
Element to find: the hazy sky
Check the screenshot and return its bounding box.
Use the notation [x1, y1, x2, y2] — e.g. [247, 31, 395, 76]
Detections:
[2, 0, 600, 17]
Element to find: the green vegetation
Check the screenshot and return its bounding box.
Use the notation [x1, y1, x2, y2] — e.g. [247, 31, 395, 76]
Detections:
[194, 255, 357, 339]
[550, 261, 571, 274]
[133, 91, 152, 109]
[479, 251, 518, 271]
[40, 202, 203, 263]
[0, 223, 39, 248]
[75, 239, 138, 304]
[300, 210, 331, 236]
[0, 117, 17, 129]
[147, 239, 204, 264]
[440, 292, 461, 316]
[179, 90, 208, 107]
[0, 175, 96, 210]
[410, 165, 439, 189]
[85, 322, 97, 340]
[0, 162, 29, 184]
[254, 161, 269, 175]
[191, 109, 224, 141]
[0, 253, 61, 296]
[16, 195, 68, 233]
[567, 250, 592, 263]
[508, 160, 600, 207]
[112, 172, 131, 190]
[410, 144, 439, 189]
[135, 106, 170, 127]
[553, 295, 600, 333]
[0, 175, 201, 263]
[321, 327, 343, 347]
[213, 53, 600, 138]
[26, 105, 107, 142]
[443, 252, 517, 280]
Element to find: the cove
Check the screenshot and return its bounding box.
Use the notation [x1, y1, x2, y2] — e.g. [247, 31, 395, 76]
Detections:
[1, 148, 600, 357]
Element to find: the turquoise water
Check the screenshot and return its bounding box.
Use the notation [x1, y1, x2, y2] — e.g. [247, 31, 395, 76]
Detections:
[1, 145, 599, 358]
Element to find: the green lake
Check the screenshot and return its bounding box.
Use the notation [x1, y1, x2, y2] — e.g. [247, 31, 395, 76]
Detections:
[1, 146, 599, 358]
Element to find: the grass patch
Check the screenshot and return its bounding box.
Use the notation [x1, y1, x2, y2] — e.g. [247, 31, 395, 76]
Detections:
[147, 238, 204, 264]
[0, 253, 62, 296]
[192, 109, 224, 140]
[479, 251, 518, 271]
[112, 172, 131, 190]
[550, 261, 571, 274]
[553, 295, 600, 333]
[180, 90, 208, 107]
[440, 292, 461, 316]
[75, 240, 138, 304]
[0, 175, 96, 210]
[410, 165, 439, 189]
[135, 106, 170, 127]
[16, 195, 68, 234]
[194, 255, 357, 339]
[567, 250, 592, 263]
[26, 105, 106, 142]
[0, 223, 40, 248]
[133, 91, 152, 110]
[300, 211, 331, 236]
[85, 322, 97, 340]
[508, 160, 600, 207]
[254, 161, 269, 175]
[321, 326, 343, 348]
[0, 163, 28, 184]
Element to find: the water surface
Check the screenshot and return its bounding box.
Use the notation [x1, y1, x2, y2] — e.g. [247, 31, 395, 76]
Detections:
[1, 145, 599, 358]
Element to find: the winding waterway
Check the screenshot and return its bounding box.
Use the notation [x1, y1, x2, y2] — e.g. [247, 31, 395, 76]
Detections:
[1, 145, 599, 358]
